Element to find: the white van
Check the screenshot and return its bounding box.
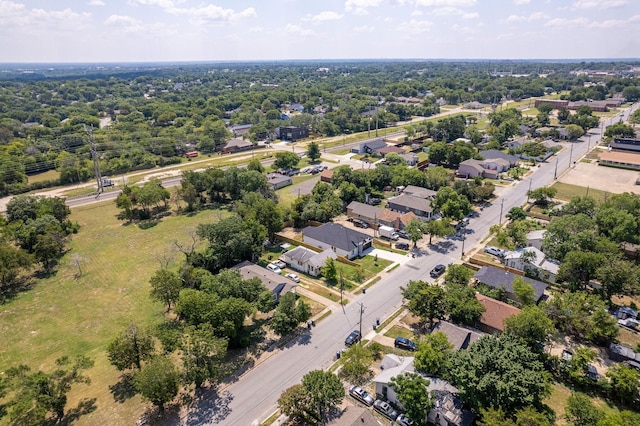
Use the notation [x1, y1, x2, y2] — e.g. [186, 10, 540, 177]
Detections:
[266, 263, 282, 274]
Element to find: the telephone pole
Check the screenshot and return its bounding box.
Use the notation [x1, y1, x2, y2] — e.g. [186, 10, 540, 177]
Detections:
[84, 125, 103, 193]
[357, 302, 365, 339]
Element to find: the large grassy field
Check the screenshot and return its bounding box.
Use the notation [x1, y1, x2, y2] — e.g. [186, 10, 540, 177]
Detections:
[0, 201, 225, 425]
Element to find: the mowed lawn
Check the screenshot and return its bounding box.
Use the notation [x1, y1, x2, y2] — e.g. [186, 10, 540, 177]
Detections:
[0, 201, 224, 425]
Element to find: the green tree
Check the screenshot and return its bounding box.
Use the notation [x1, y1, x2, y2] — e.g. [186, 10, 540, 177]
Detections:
[247, 158, 265, 173]
[507, 207, 527, 222]
[278, 384, 317, 424]
[444, 264, 474, 286]
[596, 259, 639, 304]
[0, 243, 33, 297]
[180, 324, 228, 389]
[5, 355, 94, 425]
[565, 124, 585, 140]
[504, 306, 555, 351]
[447, 334, 550, 413]
[528, 187, 557, 206]
[271, 293, 311, 336]
[433, 186, 472, 221]
[606, 363, 640, 405]
[134, 356, 179, 412]
[107, 323, 155, 371]
[274, 151, 301, 170]
[402, 280, 447, 328]
[557, 250, 606, 292]
[307, 141, 321, 162]
[513, 277, 535, 306]
[414, 331, 454, 376]
[338, 343, 373, 386]
[149, 269, 183, 311]
[389, 372, 433, 426]
[301, 370, 344, 423]
[405, 218, 425, 247]
[322, 257, 338, 283]
[604, 122, 636, 138]
[424, 218, 455, 244]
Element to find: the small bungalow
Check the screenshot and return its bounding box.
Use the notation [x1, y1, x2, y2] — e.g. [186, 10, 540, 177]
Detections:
[280, 246, 337, 277]
[457, 159, 486, 179]
[526, 230, 546, 251]
[478, 150, 519, 167]
[231, 261, 296, 303]
[428, 390, 475, 426]
[431, 321, 483, 351]
[473, 266, 548, 304]
[222, 138, 254, 154]
[327, 406, 380, 426]
[475, 294, 521, 335]
[402, 185, 437, 199]
[302, 223, 372, 260]
[400, 152, 419, 166]
[320, 168, 334, 183]
[377, 145, 406, 156]
[503, 246, 560, 283]
[231, 124, 252, 137]
[374, 354, 415, 405]
[266, 173, 292, 190]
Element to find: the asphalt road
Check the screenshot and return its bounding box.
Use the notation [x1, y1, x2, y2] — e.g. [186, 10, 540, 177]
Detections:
[186, 104, 640, 426]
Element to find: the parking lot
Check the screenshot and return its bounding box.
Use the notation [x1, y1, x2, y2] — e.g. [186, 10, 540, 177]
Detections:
[558, 157, 640, 195]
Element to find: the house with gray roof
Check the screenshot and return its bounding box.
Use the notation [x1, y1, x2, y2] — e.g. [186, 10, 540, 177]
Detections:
[387, 194, 433, 220]
[431, 321, 483, 351]
[478, 149, 519, 167]
[351, 138, 387, 154]
[503, 246, 560, 282]
[222, 138, 255, 154]
[280, 246, 337, 277]
[231, 261, 296, 303]
[302, 223, 372, 260]
[473, 266, 548, 303]
[403, 185, 437, 199]
[374, 354, 415, 407]
[457, 159, 486, 178]
[266, 173, 292, 190]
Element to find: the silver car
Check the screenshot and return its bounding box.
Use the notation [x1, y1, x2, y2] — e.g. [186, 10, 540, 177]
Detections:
[348, 385, 374, 407]
[373, 399, 398, 420]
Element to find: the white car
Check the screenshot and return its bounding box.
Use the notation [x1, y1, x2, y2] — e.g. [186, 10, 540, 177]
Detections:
[484, 246, 505, 257]
[273, 260, 286, 269]
[266, 263, 282, 274]
[285, 273, 300, 283]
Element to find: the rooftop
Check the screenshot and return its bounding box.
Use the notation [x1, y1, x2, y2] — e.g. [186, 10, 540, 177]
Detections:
[302, 222, 372, 252]
[474, 266, 548, 302]
[475, 293, 521, 332]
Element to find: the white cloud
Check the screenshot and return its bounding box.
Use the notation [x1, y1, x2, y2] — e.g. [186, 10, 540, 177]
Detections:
[507, 12, 549, 23]
[305, 11, 344, 23]
[128, 0, 181, 8]
[433, 7, 463, 15]
[353, 25, 375, 32]
[513, 0, 531, 5]
[171, 5, 256, 25]
[249, 26, 264, 33]
[0, 3, 91, 30]
[412, 0, 476, 7]
[88, 0, 105, 5]
[545, 17, 589, 27]
[589, 19, 625, 28]
[105, 14, 140, 25]
[573, 0, 627, 9]
[345, 0, 383, 15]
[411, 10, 423, 16]
[463, 12, 478, 19]
[284, 23, 317, 37]
[397, 19, 432, 34]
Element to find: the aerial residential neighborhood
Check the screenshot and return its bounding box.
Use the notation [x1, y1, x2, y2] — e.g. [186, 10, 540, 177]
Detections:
[2, 2, 640, 425]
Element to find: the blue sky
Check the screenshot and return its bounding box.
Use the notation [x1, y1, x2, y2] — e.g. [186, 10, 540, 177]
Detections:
[1, 0, 638, 62]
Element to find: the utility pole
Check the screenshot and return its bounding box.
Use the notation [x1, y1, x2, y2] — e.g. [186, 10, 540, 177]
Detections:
[339, 269, 344, 307]
[461, 233, 466, 259]
[554, 158, 558, 180]
[528, 178, 532, 202]
[499, 198, 505, 225]
[357, 302, 365, 339]
[84, 125, 103, 193]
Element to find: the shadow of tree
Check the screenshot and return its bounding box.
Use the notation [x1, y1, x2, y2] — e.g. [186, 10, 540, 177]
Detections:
[186, 389, 234, 425]
[109, 373, 138, 403]
[59, 398, 97, 425]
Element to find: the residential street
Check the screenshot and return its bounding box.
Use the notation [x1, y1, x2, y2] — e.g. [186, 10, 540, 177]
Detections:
[169, 105, 638, 425]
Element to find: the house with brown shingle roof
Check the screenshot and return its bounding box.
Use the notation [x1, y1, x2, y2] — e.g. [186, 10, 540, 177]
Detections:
[475, 294, 520, 335]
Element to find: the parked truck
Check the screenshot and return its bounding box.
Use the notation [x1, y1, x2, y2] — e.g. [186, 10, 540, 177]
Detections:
[379, 225, 399, 240]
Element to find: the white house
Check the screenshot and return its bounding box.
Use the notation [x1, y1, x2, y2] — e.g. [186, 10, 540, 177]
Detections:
[374, 354, 415, 407]
[526, 230, 546, 251]
[503, 246, 559, 283]
[280, 247, 337, 277]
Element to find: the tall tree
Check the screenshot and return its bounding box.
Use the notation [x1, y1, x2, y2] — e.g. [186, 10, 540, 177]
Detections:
[180, 324, 228, 389]
[149, 269, 183, 311]
[414, 331, 454, 376]
[271, 292, 312, 336]
[134, 356, 179, 412]
[301, 370, 344, 423]
[5, 355, 94, 425]
[107, 323, 155, 371]
[307, 141, 321, 162]
[389, 372, 433, 426]
[447, 334, 550, 413]
[504, 306, 555, 351]
[402, 280, 447, 328]
[338, 343, 374, 386]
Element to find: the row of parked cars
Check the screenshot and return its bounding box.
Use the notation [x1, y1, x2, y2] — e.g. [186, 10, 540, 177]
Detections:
[348, 385, 413, 425]
[266, 260, 300, 282]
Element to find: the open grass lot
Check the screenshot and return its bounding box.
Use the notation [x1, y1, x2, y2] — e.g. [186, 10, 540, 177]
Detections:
[544, 382, 622, 424]
[383, 325, 414, 340]
[27, 169, 60, 184]
[550, 182, 609, 203]
[0, 201, 225, 425]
